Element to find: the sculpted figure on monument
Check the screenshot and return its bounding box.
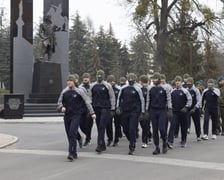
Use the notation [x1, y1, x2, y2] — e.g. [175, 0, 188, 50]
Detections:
[39, 15, 57, 61]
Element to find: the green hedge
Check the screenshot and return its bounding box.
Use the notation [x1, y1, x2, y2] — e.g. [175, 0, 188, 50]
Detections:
[0, 89, 10, 94]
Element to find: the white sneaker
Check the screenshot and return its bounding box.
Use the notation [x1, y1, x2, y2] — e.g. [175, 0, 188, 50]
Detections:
[197, 137, 201, 141]
[211, 134, 217, 140]
[187, 128, 190, 134]
[147, 139, 152, 145]
[141, 143, 148, 148]
[201, 135, 208, 140]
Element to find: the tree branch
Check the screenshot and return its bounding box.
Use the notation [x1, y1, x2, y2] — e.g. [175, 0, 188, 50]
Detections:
[167, 20, 208, 35]
[146, 21, 155, 29]
[167, 0, 178, 14]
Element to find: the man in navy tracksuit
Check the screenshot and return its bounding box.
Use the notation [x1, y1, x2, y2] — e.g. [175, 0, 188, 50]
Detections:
[139, 74, 152, 148]
[160, 74, 173, 135]
[116, 73, 145, 155]
[201, 79, 220, 140]
[186, 77, 202, 141]
[146, 72, 172, 155]
[57, 75, 96, 161]
[106, 75, 122, 147]
[168, 76, 192, 148]
[79, 73, 93, 146]
[90, 70, 116, 153]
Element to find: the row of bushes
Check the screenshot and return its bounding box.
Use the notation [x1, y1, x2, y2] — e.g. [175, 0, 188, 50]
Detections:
[0, 89, 9, 94]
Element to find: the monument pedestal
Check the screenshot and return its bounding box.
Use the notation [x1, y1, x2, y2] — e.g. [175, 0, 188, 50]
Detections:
[27, 61, 62, 103]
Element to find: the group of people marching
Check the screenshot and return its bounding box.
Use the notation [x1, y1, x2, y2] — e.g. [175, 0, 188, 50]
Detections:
[57, 70, 224, 161]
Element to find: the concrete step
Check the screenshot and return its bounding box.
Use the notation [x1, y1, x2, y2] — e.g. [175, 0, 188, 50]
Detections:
[24, 103, 63, 117]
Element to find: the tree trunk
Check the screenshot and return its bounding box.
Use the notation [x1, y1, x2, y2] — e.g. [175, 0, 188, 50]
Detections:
[155, 0, 168, 72]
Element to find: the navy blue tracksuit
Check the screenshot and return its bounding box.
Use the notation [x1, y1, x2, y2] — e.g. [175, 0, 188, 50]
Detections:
[202, 88, 220, 135]
[187, 85, 202, 138]
[57, 86, 94, 156]
[168, 86, 192, 144]
[147, 84, 172, 149]
[117, 83, 145, 151]
[140, 86, 150, 144]
[79, 83, 93, 143]
[91, 81, 115, 149]
[106, 84, 122, 144]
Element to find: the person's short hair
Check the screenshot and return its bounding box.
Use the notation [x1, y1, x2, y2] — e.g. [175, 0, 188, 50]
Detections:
[82, 73, 90, 79]
[207, 78, 214, 84]
[160, 74, 166, 80]
[174, 75, 183, 82]
[152, 72, 161, 80]
[67, 74, 77, 83]
[107, 75, 116, 82]
[183, 73, 190, 79]
[119, 77, 126, 83]
[186, 77, 194, 84]
[139, 75, 148, 83]
[127, 73, 137, 81]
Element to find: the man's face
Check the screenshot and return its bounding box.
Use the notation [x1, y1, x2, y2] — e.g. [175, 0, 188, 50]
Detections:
[140, 81, 148, 87]
[152, 78, 160, 85]
[67, 80, 75, 88]
[128, 78, 135, 85]
[186, 82, 193, 89]
[207, 83, 214, 89]
[218, 80, 224, 86]
[83, 78, 90, 84]
[109, 81, 116, 86]
[175, 80, 182, 87]
[160, 79, 165, 84]
[97, 75, 104, 82]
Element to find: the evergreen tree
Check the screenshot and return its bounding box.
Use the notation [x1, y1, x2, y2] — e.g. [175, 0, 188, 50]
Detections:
[83, 21, 99, 81]
[69, 12, 88, 75]
[119, 44, 130, 77]
[200, 39, 219, 80]
[0, 9, 10, 89]
[164, 1, 204, 80]
[129, 34, 151, 77]
[33, 17, 43, 60]
[94, 25, 121, 77]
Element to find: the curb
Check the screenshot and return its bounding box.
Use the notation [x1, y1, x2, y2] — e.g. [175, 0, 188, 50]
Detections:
[0, 120, 63, 124]
[0, 117, 64, 124]
[0, 134, 19, 149]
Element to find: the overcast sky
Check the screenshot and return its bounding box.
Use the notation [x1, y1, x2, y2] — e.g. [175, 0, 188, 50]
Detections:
[0, 0, 134, 43]
[0, 0, 223, 43]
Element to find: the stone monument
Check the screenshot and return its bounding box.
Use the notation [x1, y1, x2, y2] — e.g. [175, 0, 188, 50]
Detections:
[28, 0, 69, 103]
[11, 0, 69, 104]
[43, 0, 69, 87]
[11, 0, 33, 100]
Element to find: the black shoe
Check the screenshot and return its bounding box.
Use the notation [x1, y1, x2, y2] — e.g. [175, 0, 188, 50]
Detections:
[95, 146, 102, 153]
[78, 138, 83, 148]
[167, 142, 173, 149]
[96, 145, 106, 153]
[216, 128, 221, 135]
[67, 153, 77, 161]
[119, 134, 123, 139]
[107, 140, 112, 147]
[84, 140, 91, 146]
[221, 132, 224, 136]
[174, 134, 178, 138]
[101, 145, 106, 151]
[162, 144, 168, 154]
[152, 148, 160, 155]
[180, 141, 187, 148]
[128, 149, 135, 155]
